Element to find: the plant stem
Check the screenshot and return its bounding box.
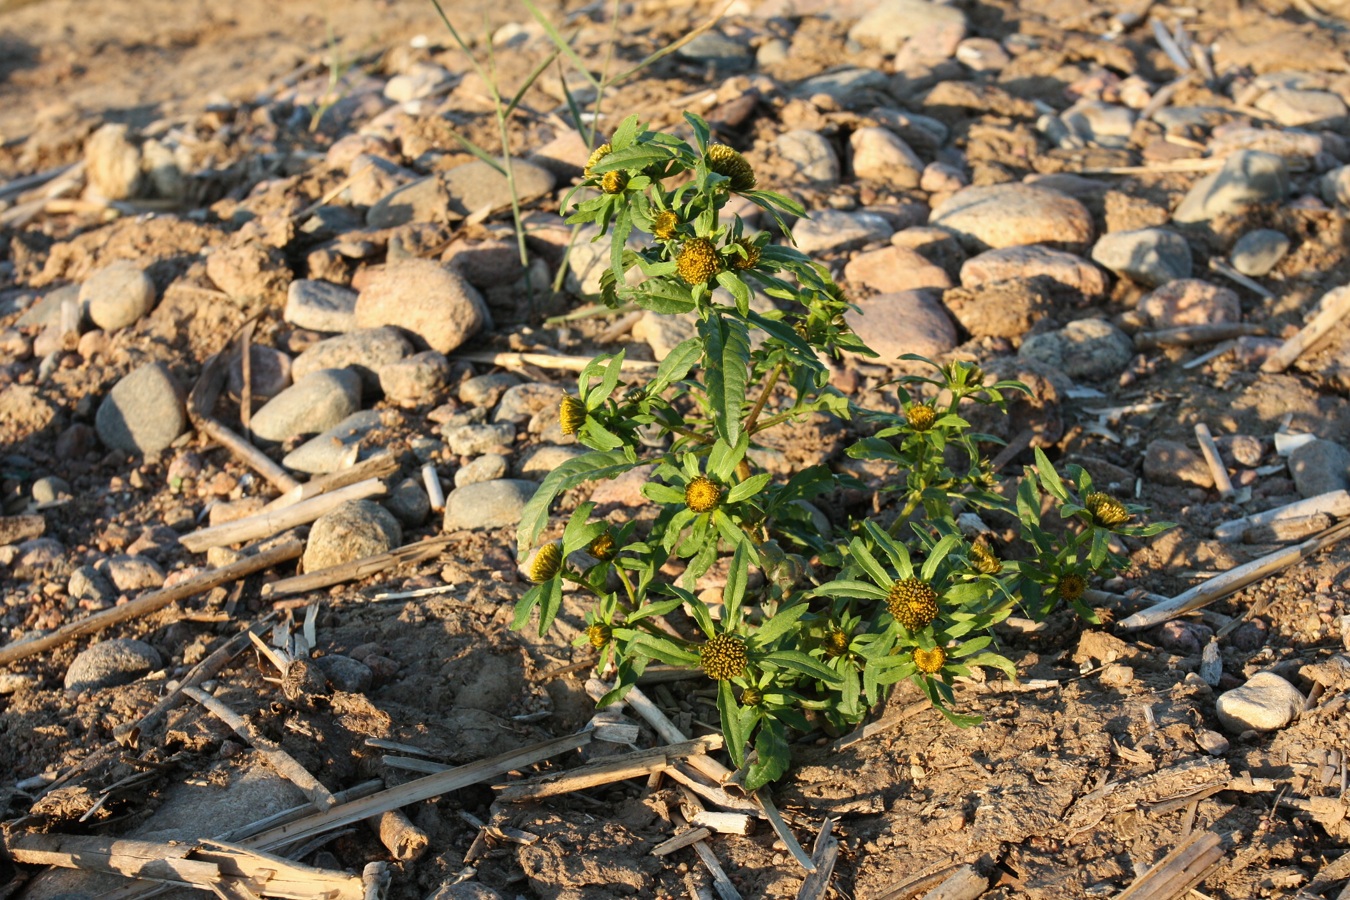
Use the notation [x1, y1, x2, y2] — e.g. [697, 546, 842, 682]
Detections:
[615, 566, 639, 611]
[887, 495, 923, 539]
[742, 362, 784, 436]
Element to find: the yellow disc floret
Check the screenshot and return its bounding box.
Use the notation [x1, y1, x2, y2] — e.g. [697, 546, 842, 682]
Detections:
[676, 238, 722, 285]
[913, 645, 947, 675]
[740, 686, 762, 706]
[823, 627, 850, 658]
[700, 633, 749, 680]
[969, 540, 1002, 575]
[584, 142, 613, 176]
[586, 622, 612, 649]
[706, 144, 757, 192]
[906, 404, 937, 432]
[528, 543, 563, 583]
[559, 395, 587, 435]
[588, 531, 617, 561]
[601, 170, 629, 194]
[1085, 492, 1132, 528]
[887, 577, 939, 631]
[684, 475, 722, 513]
[1058, 572, 1087, 603]
[729, 238, 761, 270]
[652, 211, 679, 240]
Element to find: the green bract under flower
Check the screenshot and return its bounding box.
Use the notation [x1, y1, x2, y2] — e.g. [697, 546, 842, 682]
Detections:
[528, 544, 563, 584]
[1085, 492, 1132, 527]
[706, 143, 756, 191]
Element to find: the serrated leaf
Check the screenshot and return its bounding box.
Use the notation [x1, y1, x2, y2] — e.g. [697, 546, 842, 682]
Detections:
[650, 338, 701, 393]
[1034, 446, 1069, 502]
[749, 602, 809, 648]
[700, 315, 751, 446]
[726, 473, 771, 504]
[716, 270, 751, 315]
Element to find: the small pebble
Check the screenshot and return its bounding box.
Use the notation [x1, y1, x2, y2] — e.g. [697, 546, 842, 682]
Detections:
[65, 638, 162, 692]
[1231, 229, 1290, 277]
[1215, 671, 1304, 733]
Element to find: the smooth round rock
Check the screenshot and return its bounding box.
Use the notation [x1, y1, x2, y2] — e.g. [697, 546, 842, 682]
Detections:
[303, 500, 403, 571]
[459, 373, 522, 409]
[1231, 229, 1290, 277]
[380, 351, 451, 405]
[847, 0, 966, 53]
[793, 210, 893, 256]
[845, 246, 952, 294]
[65, 638, 162, 692]
[441, 158, 555, 218]
[366, 176, 454, 229]
[844, 290, 957, 361]
[931, 184, 1094, 251]
[495, 383, 565, 425]
[1289, 439, 1350, 498]
[960, 245, 1107, 298]
[677, 31, 752, 70]
[32, 475, 70, 503]
[292, 326, 412, 393]
[85, 123, 143, 200]
[355, 260, 490, 355]
[80, 261, 156, 331]
[227, 345, 292, 400]
[850, 127, 923, 189]
[775, 130, 840, 184]
[384, 477, 431, 527]
[1173, 151, 1289, 224]
[455, 454, 509, 488]
[443, 479, 538, 530]
[1018, 318, 1133, 380]
[315, 654, 373, 693]
[285, 280, 359, 332]
[95, 362, 187, 455]
[1253, 88, 1348, 128]
[282, 410, 383, 474]
[1138, 279, 1240, 328]
[250, 369, 363, 443]
[103, 555, 165, 592]
[69, 565, 117, 604]
[1216, 671, 1304, 733]
[1091, 228, 1192, 286]
[794, 68, 890, 108]
[442, 423, 516, 456]
[945, 279, 1053, 339]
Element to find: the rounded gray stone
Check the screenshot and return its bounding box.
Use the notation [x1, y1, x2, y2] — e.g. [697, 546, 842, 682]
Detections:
[366, 176, 454, 229]
[1090, 228, 1192, 286]
[380, 351, 450, 405]
[284, 280, 359, 332]
[458, 373, 522, 408]
[1231, 229, 1290, 278]
[315, 654, 373, 693]
[80, 261, 156, 331]
[1018, 318, 1133, 381]
[1289, 439, 1350, 498]
[775, 129, 840, 184]
[227, 345, 292, 400]
[1173, 151, 1289, 224]
[455, 454, 509, 488]
[303, 500, 403, 571]
[1216, 671, 1304, 733]
[355, 260, 490, 355]
[95, 362, 187, 455]
[291, 327, 412, 393]
[844, 290, 957, 361]
[441, 158, 555, 218]
[1142, 439, 1215, 489]
[931, 183, 1094, 251]
[850, 127, 923, 189]
[85, 123, 143, 200]
[282, 410, 383, 475]
[443, 479, 538, 530]
[32, 475, 71, 503]
[69, 565, 117, 604]
[848, 0, 966, 53]
[65, 638, 162, 692]
[250, 368, 363, 443]
[103, 554, 165, 592]
[442, 423, 516, 456]
[494, 383, 565, 425]
[792, 210, 893, 256]
[384, 477, 430, 527]
[960, 245, 1107, 297]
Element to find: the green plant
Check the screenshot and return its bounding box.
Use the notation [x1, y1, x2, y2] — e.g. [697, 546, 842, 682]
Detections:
[513, 113, 1169, 789]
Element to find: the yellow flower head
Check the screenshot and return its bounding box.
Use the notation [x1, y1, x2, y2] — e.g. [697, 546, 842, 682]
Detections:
[676, 237, 722, 285]
[969, 539, 1002, 575]
[586, 622, 612, 649]
[1084, 492, 1132, 528]
[823, 627, 850, 658]
[906, 404, 937, 432]
[740, 686, 762, 706]
[584, 142, 613, 176]
[588, 531, 617, 561]
[1058, 572, 1087, 603]
[913, 645, 947, 675]
[887, 577, 939, 631]
[684, 475, 722, 513]
[528, 543, 563, 583]
[729, 238, 761, 271]
[700, 633, 748, 680]
[601, 170, 629, 194]
[706, 144, 756, 192]
[559, 395, 587, 435]
[652, 210, 679, 240]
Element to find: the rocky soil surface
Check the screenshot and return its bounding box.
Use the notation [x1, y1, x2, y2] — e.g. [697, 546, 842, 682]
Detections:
[4, 0, 1350, 897]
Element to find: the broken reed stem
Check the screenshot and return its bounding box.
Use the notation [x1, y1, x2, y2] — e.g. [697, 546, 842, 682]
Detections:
[1212, 489, 1350, 542]
[180, 478, 387, 552]
[796, 819, 842, 900]
[371, 808, 429, 862]
[495, 735, 722, 802]
[1114, 830, 1226, 900]
[1119, 520, 1350, 628]
[182, 686, 338, 810]
[0, 539, 304, 668]
[261, 535, 456, 597]
[1193, 424, 1234, 498]
[1263, 285, 1350, 373]
[1133, 322, 1267, 350]
[452, 349, 659, 373]
[261, 451, 400, 514]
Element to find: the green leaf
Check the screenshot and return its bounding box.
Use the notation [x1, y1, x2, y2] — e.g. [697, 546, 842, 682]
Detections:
[536, 578, 564, 636]
[631, 633, 699, 667]
[516, 450, 637, 557]
[811, 580, 888, 600]
[561, 502, 605, 554]
[686, 596, 717, 640]
[511, 583, 545, 632]
[864, 520, 912, 580]
[650, 338, 701, 394]
[700, 315, 751, 446]
[1034, 447, 1069, 503]
[684, 111, 711, 152]
[847, 538, 893, 588]
[716, 270, 751, 315]
[578, 418, 625, 452]
[610, 204, 632, 286]
[642, 482, 686, 504]
[726, 473, 771, 504]
[744, 717, 790, 791]
[749, 602, 809, 648]
[707, 433, 749, 483]
[760, 650, 843, 685]
[611, 114, 640, 151]
[625, 596, 684, 624]
[920, 533, 962, 582]
[718, 680, 748, 768]
[723, 542, 750, 625]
